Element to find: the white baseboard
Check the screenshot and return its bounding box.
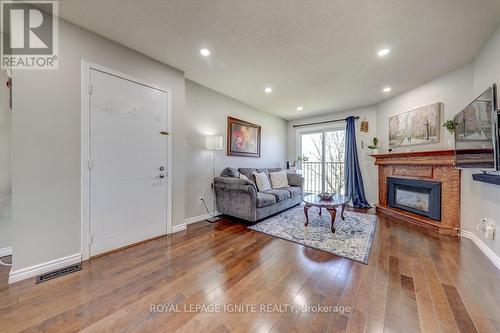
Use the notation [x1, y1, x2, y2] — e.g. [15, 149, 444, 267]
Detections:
[171, 212, 222, 234]
[185, 211, 220, 225]
[171, 224, 187, 233]
[460, 230, 500, 271]
[9, 253, 81, 284]
[0, 247, 12, 258]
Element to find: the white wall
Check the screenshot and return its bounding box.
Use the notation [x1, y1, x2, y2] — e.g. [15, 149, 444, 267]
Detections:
[185, 80, 287, 219]
[461, 26, 500, 257]
[11, 18, 186, 272]
[0, 69, 11, 251]
[376, 64, 473, 153]
[286, 107, 378, 204]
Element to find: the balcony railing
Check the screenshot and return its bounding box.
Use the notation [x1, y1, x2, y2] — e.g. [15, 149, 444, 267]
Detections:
[301, 161, 345, 195]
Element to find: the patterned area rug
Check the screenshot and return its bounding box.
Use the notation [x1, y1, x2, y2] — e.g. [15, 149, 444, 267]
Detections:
[248, 205, 377, 264]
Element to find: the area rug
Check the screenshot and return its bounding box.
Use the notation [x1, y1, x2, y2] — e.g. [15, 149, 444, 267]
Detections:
[248, 205, 377, 264]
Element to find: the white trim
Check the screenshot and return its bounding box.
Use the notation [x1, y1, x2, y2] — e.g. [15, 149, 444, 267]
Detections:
[80, 60, 173, 260]
[8, 253, 81, 284]
[171, 224, 187, 233]
[185, 212, 221, 225]
[460, 230, 500, 270]
[0, 247, 12, 257]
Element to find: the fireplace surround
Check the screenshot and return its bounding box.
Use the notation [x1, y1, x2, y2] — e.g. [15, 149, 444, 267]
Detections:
[372, 150, 460, 236]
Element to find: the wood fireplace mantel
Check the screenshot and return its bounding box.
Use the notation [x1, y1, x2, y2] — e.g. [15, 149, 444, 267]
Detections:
[372, 150, 460, 236]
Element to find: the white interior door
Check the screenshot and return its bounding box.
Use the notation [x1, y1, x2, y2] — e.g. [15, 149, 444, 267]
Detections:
[89, 69, 168, 257]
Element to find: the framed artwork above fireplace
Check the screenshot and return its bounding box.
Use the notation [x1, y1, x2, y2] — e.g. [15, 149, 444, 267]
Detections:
[389, 102, 442, 147]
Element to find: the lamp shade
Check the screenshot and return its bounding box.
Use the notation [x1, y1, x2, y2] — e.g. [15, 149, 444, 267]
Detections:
[205, 135, 223, 150]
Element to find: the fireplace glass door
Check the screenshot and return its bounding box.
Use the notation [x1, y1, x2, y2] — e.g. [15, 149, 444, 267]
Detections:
[394, 186, 430, 212]
[387, 177, 441, 221]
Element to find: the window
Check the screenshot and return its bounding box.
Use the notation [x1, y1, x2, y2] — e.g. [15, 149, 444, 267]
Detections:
[299, 129, 345, 194]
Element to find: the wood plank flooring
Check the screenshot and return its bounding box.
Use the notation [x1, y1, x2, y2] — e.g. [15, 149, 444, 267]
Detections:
[0, 210, 499, 333]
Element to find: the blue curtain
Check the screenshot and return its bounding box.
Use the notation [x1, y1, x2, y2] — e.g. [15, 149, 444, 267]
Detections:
[344, 116, 371, 208]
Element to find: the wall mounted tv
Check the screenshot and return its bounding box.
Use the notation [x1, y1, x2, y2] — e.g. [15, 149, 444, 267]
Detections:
[455, 84, 499, 170]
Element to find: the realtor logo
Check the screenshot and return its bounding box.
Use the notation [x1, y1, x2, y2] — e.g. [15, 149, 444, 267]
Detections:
[1, 1, 58, 69]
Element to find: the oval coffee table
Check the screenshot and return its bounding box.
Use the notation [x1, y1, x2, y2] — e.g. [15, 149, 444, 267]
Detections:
[302, 194, 350, 233]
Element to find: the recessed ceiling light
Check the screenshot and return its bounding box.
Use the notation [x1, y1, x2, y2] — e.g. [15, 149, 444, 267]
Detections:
[200, 48, 210, 56]
[383, 87, 392, 93]
[297, 106, 303, 111]
[377, 48, 390, 57]
[265, 87, 272, 94]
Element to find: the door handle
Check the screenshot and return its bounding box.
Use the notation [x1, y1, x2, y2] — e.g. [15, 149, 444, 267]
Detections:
[159, 174, 165, 179]
[159, 131, 169, 136]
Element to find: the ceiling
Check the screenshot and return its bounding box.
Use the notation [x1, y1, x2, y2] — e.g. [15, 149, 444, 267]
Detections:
[57, 0, 500, 120]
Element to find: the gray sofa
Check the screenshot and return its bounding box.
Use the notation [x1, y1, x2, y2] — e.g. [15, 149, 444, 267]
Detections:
[214, 168, 304, 222]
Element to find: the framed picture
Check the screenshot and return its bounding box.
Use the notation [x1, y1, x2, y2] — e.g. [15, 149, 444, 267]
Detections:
[227, 116, 261, 157]
[389, 102, 442, 147]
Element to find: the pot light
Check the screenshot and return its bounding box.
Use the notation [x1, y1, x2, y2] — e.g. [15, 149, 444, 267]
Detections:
[377, 48, 390, 57]
[200, 48, 210, 56]
[297, 106, 303, 111]
[265, 87, 272, 94]
[383, 87, 392, 93]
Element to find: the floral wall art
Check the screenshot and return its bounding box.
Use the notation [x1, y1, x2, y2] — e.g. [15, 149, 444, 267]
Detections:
[227, 117, 261, 157]
[389, 102, 442, 147]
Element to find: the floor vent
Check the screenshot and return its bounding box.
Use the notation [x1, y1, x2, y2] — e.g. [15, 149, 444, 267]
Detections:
[36, 263, 82, 284]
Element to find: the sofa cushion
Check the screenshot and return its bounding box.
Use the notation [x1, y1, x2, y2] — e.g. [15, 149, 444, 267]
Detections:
[238, 168, 257, 183]
[258, 168, 282, 173]
[287, 173, 302, 187]
[285, 186, 302, 197]
[256, 192, 277, 208]
[263, 189, 291, 202]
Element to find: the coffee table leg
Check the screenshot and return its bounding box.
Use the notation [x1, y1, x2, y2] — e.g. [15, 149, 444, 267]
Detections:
[341, 203, 347, 220]
[319, 207, 322, 216]
[327, 207, 337, 233]
[304, 205, 310, 227]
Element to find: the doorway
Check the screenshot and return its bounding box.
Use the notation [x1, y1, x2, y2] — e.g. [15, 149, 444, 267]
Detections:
[81, 62, 172, 259]
[299, 129, 346, 194]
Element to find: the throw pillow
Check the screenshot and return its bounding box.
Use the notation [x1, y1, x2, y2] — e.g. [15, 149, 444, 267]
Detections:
[253, 172, 271, 192]
[239, 174, 249, 180]
[269, 170, 289, 189]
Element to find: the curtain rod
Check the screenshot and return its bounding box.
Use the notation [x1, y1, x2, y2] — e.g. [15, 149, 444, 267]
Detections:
[292, 116, 360, 128]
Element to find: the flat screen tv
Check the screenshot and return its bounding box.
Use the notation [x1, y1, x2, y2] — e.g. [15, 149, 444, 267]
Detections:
[455, 84, 499, 170]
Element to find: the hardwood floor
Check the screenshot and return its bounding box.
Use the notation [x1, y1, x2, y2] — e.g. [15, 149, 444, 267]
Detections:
[0, 211, 499, 333]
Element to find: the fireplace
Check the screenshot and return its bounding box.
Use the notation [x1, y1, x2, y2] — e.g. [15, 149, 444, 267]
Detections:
[387, 177, 441, 221]
[372, 150, 460, 236]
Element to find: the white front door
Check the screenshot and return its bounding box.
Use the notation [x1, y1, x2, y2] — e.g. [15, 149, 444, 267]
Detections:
[89, 69, 168, 257]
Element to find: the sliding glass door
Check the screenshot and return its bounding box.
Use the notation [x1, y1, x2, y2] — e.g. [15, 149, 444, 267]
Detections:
[299, 129, 345, 195]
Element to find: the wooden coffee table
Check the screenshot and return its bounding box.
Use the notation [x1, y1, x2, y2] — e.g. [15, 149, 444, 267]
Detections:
[302, 194, 350, 233]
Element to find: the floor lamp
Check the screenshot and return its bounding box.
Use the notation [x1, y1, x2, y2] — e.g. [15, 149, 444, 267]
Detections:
[204, 135, 223, 222]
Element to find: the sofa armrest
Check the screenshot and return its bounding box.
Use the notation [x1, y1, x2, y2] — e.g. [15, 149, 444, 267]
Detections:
[214, 177, 257, 193]
[214, 177, 258, 221]
[287, 173, 304, 189]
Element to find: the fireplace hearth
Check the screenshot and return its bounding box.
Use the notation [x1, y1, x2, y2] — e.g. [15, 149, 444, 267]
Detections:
[387, 177, 441, 221]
